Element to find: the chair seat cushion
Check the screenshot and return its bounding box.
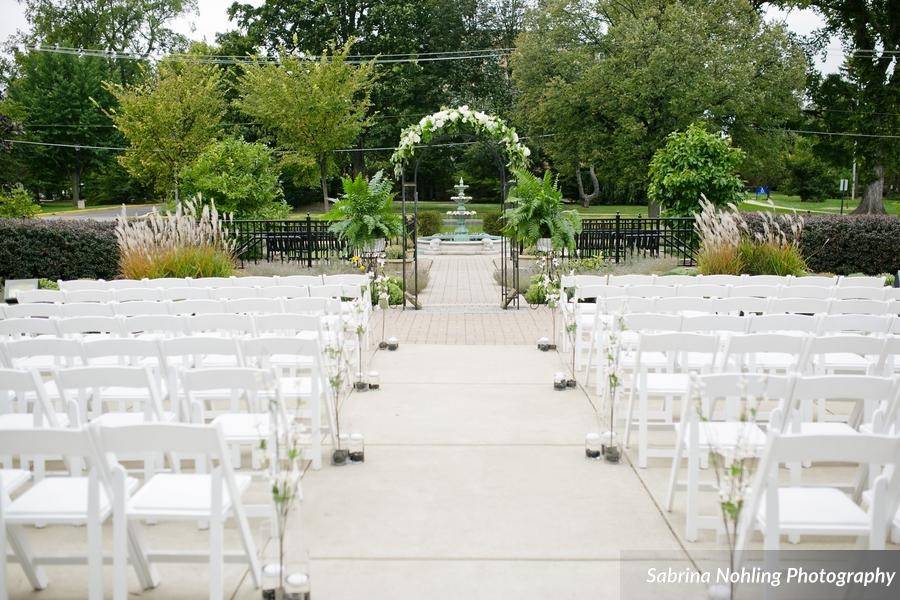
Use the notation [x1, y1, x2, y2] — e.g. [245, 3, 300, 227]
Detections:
[677, 421, 767, 451]
[797, 422, 858, 436]
[0, 412, 70, 429]
[212, 413, 270, 442]
[0, 469, 31, 495]
[127, 473, 251, 519]
[6, 475, 138, 524]
[818, 353, 872, 371]
[640, 373, 690, 394]
[757, 487, 869, 533]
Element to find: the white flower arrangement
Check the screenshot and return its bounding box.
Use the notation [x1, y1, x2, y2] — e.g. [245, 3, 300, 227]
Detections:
[391, 106, 531, 175]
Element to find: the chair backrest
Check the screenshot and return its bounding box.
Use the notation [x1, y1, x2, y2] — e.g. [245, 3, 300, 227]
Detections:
[714, 297, 768, 315]
[817, 314, 893, 335]
[651, 275, 698, 286]
[61, 302, 116, 318]
[697, 274, 744, 285]
[767, 297, 830, 315]
[323, 274, 370, 286]
[691, 372, 795, 422]
[733, 284, 782, 298]
[163, 287, 210, 301]
[56, 315, 124, 338]
[189, 276, 237, 288]
[876, 336, 900, 376]
[0, 317, 59, 339]
[4, 303, 62, 318]
[309, 284, 344, 299]
[805, 335, 886, 372]
[834, 286, 887, 300]
[0, 427, 99, 473]
[282, 297, 335, 315]
[15, 289, 64, 303]
[676, 284, 729, 299]
[82, 337, 163, 367]
[114, 287, 164, 303]
[748, 313, 819, 334]
[112, 300, 169, 317]
[160, 336, 244, 368]
[625, 284, 677, 298]
[722, 333, 808, 372]
[105, 279, 146, 290]
[57, 279, 108, 291]
[681, 314, 748, 333]
[186, 313, 256, 336]
[566, 275, 606, 288]
[278, 275, 324, 287]
[783, 285, 831, 300]
[257, 286, 309, 300]
[166, 299, 224, 316]
[232, 276, 275, 288]
[64, 289, 114, 303]
[253, 313, 322, 336]
[0, 367, 63, 426]
[829, 299, 889, 315]
[575, 285, 624, 301]
[789, 275, 837, 287]
[242, 337, 322, 374]
[55, 365, 164, 420]
[226, 298, 284, 315]
[621, 313, 682, 333]
[838, 275, 886, 288]
[791, 374, 895, 407]
[3, 336, 85, 368]
[653, 297, 712, 314]
[180, 367, 279, 415]
[149, 277, 193, 289]
[608, 274, 656, 286]
[596, 296, 656, 313]
[93, 422, 230, 466]
[209, 287, 259, 300]
[745, 275, 792, 286]
[122, 314, 185, 337]
[637, 332, 719, 356]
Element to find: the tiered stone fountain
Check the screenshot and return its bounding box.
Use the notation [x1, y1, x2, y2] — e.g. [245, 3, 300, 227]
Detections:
[417, 177, 502, 255]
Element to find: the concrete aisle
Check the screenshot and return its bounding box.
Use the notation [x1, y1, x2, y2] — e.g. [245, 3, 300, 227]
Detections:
[267, 344, 702, 600]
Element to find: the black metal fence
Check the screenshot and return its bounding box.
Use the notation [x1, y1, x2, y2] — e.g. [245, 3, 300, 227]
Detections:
[230, 215, 415, 266]
[576, 214, 698, 265]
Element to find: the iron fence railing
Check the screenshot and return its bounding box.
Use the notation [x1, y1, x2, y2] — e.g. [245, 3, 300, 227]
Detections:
[576, 214, 698, 266]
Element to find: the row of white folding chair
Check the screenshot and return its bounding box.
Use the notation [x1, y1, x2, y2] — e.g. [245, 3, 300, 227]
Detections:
[665, 372, 900, 541]
[16, 283, 364, 305]
[56, 273, 371, 291]
[0, 312, 326, 341]
[610, 331, 898, 468]
[0, 422, 265, 600]
[565, 273, 885, 288]
[1, 296, 343, 320]
[571, 283, 894, 302]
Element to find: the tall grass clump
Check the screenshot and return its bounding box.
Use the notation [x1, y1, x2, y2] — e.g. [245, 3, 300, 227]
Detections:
[694, 197, 807, 276]
[116, 197, 236, 279]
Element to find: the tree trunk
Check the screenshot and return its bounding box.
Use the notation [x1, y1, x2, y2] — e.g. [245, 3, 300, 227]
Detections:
[852, 164, 887, 215]
[350, 146, 365, 177]
[320, 162, 330, 210]
[576, 164, 599, 207]
[71, 169, 81, 207]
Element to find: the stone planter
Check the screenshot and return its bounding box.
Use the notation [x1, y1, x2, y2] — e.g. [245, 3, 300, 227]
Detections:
[536, 238, 552, 253]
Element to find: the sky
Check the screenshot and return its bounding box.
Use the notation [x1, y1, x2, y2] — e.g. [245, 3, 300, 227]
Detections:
[0, 0, 843, 74]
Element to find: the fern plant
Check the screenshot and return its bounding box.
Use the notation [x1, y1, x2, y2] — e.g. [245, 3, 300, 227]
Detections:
[502, 169, 582, 252]
[326, 170, 403, 252]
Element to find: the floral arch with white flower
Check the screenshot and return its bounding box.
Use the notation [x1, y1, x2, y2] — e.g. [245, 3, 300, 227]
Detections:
[390, 106, 531, 175]
[390, 106, 528, 311]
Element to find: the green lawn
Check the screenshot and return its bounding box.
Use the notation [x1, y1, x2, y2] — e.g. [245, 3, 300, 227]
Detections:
[737, 193, 900, 216]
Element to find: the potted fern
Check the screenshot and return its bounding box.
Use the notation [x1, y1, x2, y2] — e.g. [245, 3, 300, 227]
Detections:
[327, 170, 404, 261]
[502, 169, 581, 254]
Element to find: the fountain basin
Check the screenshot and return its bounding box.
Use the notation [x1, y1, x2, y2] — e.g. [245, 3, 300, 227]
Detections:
[417, 233, 503, 255]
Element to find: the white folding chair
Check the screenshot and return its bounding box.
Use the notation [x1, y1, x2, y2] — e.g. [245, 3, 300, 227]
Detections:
[735, 431, 900, 559]
[55, 365, 174, 427]
[122, 314, 185, 339]
[0, 318, 58, 339]
[232, 276, 275, 288]
[875, 336, 900, 377]
[56, 315, 124, 339]
[783, 285, 831, 300]
[113, 300, 168, 317]
[277, 275, 324, 286]
[732, 284, 781, 298]
[14, 289, 64, 304]
[94, 422, 261, 600]
[62, 302, 116, 318]
[166, 299, 225, 316]
[163, 287, 210, 301]
[748, 313, 819, 334]
[624, 332, 719, 468]
[817, 314, 893, 335]
[253, 313, 323, 337]
[666, 372, 795, 541]
[650, 275, 697, 286]
[697, 274, 743, 285]
[64, 289, 114, 303]
[208, 287, 259, 301]
[625, 284, 676, 298]
[787, 374, 895, 436]
[767, 297, 830, 315]
[680, 314, 748, 334]
[806, 334, 886, 377]
[0, 367, 75, 435]
[309, 284, 344, 299]
[147, 277, 192, 289]
[226, 298, 284, 315]
[257, 285, 309, 299]
[829, 299, 890, 315]
[676, 284, 729, 298]
[609, 274, 656, 286]
[105, 279, 146, 290]
[714, 296, 768, 315]
[57, 279, 109, 291]
[189, 277, 238, 288]
[721, 333, 808, 374]
[789, 275, 836, 287]
[0, 428, 128, 600]
[114, 287, 164, 303]
[186, 313, 256, 337]
[3, 337, 84, 374]
[834, 286, 887, 300]
[282, 297, 336, 315]
[838, 275, 885, 288]
[654, 297, 713, 315]
[3, 303, 61, 319]
[161, 337, 245, 417]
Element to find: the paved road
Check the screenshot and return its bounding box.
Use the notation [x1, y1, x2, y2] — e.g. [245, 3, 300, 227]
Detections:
[40, 204, 161, 220]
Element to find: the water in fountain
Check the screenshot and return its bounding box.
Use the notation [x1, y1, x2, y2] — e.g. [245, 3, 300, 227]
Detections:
[447, 177, 477, 241]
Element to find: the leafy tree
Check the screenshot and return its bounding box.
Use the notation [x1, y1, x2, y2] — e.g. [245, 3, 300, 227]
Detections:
[180, 137, 287, 218]
[237, 42, 375, 208]
[2, 50, 115, 205]
[105, 57, 226, 199]
[648, 123, 746, 216]
[783, 138, 835, 202]
[780, 1, 898, 214]
[511, 0, 806, 206]
[326, 170, 403, 251]
[0, 184, 41, 218]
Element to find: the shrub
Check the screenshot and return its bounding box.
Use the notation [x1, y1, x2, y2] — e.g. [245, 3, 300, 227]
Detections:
[697, 245, 744, 275]
[743, 213, 900, 276]
[326, 170, 403, 252]
[784, 138, 834, 202]
[416, 211, 443, 237]
[738, 240, 807, 276]
[384, 244, 406, 260]
[116, 198, 235, 279]
[0, 185, 40, 218]
[0, 219, 119, 281]
[481, 211, 503, 236]
[648, 123, 745, 216]
[180, 137, 287, 218]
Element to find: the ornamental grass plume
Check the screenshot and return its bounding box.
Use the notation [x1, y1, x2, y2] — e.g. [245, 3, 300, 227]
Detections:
[115, 196, 236, 279]
[694, 197, 745, 275]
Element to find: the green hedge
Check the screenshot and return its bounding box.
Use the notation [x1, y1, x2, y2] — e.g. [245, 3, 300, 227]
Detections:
[481, 211, 503, 236]
[416, 211, 443, 237]
[743, 213, 900, 276]
[0, 219, 120, 282]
